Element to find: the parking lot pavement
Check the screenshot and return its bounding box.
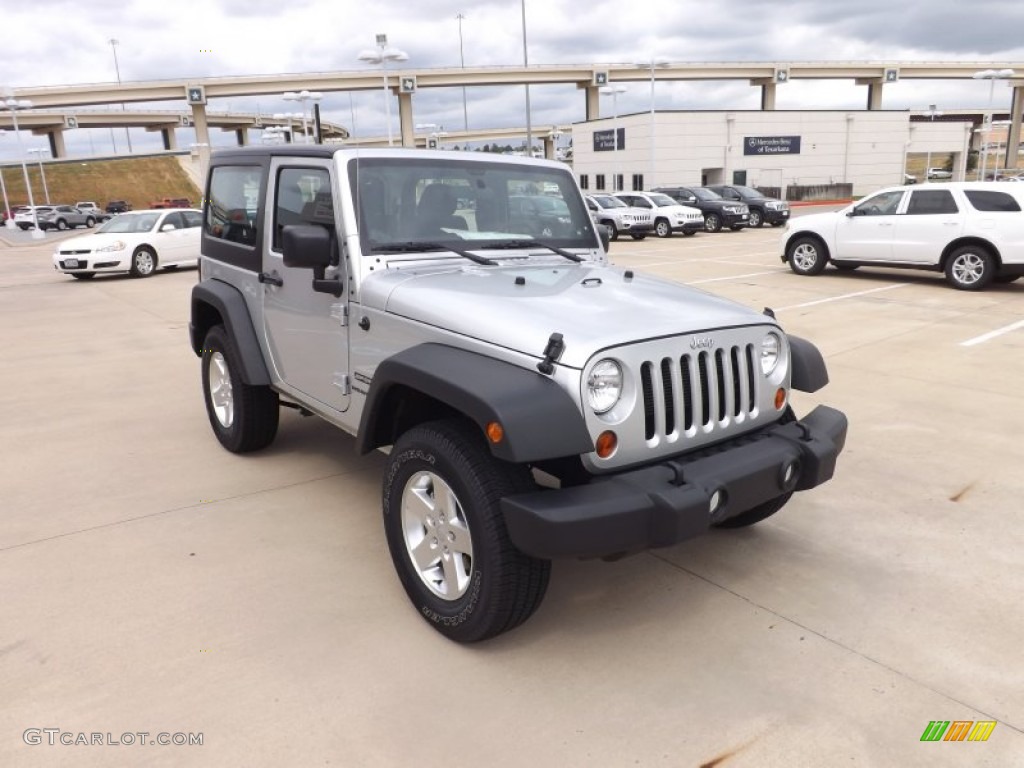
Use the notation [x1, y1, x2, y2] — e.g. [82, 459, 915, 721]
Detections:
[2, 227, 1022, 766]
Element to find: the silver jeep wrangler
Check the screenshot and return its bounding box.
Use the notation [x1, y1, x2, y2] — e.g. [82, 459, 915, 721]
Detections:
[190, 146, 847, 642]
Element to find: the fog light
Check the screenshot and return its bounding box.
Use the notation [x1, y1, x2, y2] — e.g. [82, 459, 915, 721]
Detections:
[709, 489, 726, 514]
[774, 388, 787, 410]
[595, 430, 617, 458]
[485, 421, 504, 444]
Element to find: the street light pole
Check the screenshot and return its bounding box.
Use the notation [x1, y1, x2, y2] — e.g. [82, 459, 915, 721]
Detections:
[0, 167, 11, 226]
[635, 58, 670, 189]
[924, 104, 942, 182]
[357, 35, 409, 147]
[3, 96, 43, 238]
[109, 38, 132, 153]
[521, 0, 532, 156]
[973, 68, 1015, 180]
[283, 90, 322, 144]
[456, 13, 469, 131]
[27, 148, 50, 204]
[599, 85, 626, 190]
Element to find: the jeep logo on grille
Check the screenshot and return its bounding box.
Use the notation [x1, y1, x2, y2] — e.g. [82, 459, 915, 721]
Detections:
[690, 336, 715, 349]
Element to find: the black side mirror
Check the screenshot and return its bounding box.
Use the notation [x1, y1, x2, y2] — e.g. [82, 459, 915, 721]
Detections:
[846, 208, 862, 218]
[282, 223, 343, 296]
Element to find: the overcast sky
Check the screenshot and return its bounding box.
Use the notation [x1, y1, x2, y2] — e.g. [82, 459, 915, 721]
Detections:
[2, 0, 1024, 160]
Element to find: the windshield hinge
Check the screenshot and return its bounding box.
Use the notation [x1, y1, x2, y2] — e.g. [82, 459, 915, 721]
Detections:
[331, 303, 349, 327]
[537, 333, 565, 375]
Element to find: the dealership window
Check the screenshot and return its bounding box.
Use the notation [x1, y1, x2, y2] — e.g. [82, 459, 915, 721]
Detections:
[632, 174, 644, 191]
[579, 174, 589, 190]
[964, 190, 1021, 212]
[595, 174, 606, 191]
[906, 190, 958, 215]
[614, 174, 624, 192]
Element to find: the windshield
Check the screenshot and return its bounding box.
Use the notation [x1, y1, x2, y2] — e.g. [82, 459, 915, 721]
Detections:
[349, 157, 597, 253]
[648, 193, 677, 207]
[97, 212, 159, 233]
[732, 186, 763, 199]
[693, 188, 722, 201]
[590, 195, 627, 209]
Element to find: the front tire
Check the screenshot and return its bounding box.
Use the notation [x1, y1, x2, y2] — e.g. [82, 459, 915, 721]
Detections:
[129, 246, 157, 277]
[85, 217, 96, 228]
[714, 492, 793, 529]
[787, 236, 828, 276]
[945, 246, 995, 291]
[603, 221, 619, 241]
[748, 209, 764, 228]
[201, 325, 279, 453]
[383, 419, 550, 643]
[704, 213, 722, 233]
[56, 219, 68, 231]
[654, 219, 672, 238]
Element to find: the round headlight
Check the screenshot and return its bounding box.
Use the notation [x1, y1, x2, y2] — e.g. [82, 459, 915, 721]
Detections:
[760, 333, 781, 376]
[586, 359, 623, 414]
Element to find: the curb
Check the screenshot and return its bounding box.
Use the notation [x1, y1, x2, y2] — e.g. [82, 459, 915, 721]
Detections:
[789, 199, 852, 208]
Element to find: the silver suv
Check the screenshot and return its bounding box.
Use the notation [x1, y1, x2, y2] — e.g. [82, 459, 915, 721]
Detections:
[190, 147, 847, 642]
[585, 193, 654, 240]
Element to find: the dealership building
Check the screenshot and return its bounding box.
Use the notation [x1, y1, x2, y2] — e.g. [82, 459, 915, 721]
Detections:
[570, 110, 975, 198]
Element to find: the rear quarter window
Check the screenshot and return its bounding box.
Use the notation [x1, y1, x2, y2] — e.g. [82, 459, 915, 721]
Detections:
[964, 190, 1022, 212]
[206, 165, 263, 246]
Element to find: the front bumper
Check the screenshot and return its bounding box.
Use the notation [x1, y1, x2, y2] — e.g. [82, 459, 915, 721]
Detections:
[719, 211, 749, 227]
[764, 208, 790, 225]
[502, 405, 847, 559]
[52, 254, 126, 273]
[621, 221, 654, 234]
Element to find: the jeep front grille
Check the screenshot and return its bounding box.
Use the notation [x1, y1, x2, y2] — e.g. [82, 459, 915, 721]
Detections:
[639, 345, 759, 440]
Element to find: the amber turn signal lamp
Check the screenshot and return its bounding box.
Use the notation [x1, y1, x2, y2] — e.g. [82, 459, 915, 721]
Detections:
[485, 421, 505, 444]
[595, 430, 618, 458]
[774, 388, 787, 410]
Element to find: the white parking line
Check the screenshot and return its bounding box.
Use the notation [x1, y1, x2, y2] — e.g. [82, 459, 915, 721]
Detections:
[959, 319, 1024, 347]
[624, 250, 781, 269]
[687, 270, 785, 285]
[775, 283, 907, 310]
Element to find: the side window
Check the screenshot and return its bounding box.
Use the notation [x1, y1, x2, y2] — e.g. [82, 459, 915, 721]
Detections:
[182, 211, 203, 228]
[579, 174, 589, 190]
[906, 190, 958, 215]
[274, 167, 333, 251]
[854, 190, 904, 216]
[161, 212, 185, 230]
[206, 165, 262, 246]
[964, 190, 1022, 212]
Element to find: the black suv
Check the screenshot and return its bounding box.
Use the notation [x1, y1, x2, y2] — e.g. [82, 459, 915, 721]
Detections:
[653, 185, 750, 233]
[105, 200, 132, 214]
[703, 185, 790, 228]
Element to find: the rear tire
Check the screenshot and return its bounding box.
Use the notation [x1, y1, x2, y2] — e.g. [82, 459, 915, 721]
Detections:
[714, 492, 793, 529]
[944, 246, 995, 291]
[786, 236, 828, 276]
[201, 325, 279, 453]
[383, 419, 550, 642]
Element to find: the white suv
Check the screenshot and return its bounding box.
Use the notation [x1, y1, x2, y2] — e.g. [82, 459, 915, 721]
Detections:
[585, 194, 654, 241]
[781, 182, 1024, 290]
[613, 191, 704, 238]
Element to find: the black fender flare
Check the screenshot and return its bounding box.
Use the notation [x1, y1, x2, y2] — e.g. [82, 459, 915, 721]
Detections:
[356, 343, 594, 463]
[788, 335, 828, 393]
[189, 279, 271, 386]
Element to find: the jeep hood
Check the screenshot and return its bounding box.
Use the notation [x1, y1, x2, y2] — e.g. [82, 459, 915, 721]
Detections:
[362, 263, 770, 368]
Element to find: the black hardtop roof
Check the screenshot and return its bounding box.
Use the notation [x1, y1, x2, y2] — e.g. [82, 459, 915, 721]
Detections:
[210, 145, 337, 162]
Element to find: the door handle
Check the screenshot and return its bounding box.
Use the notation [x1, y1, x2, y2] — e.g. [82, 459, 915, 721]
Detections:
[258, 271, 283, 287]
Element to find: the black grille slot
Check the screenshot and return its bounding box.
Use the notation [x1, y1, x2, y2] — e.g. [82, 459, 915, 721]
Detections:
[745, 344, 757, 411]
[714, 349, 727, 421]
[681, 355, 694, 430]
[640, 362, 655, 440]
[730, 346, 742, 416]
[660, 358, 675, 435]
[697, 352, 710, 426]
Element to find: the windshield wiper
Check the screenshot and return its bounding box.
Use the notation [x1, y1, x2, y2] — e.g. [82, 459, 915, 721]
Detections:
[485, 240, 584, 263]
[370, 241, 497, 265]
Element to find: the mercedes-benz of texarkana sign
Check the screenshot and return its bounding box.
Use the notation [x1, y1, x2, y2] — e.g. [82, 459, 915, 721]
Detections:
[190, 147, 847, 642]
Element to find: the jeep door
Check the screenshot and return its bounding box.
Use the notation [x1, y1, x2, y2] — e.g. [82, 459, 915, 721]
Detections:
[834, 189, 906, 261]
[261, 160, 350, 413]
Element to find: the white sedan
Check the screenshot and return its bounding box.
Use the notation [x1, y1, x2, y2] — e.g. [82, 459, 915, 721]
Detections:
[52, 209, 202, 279]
